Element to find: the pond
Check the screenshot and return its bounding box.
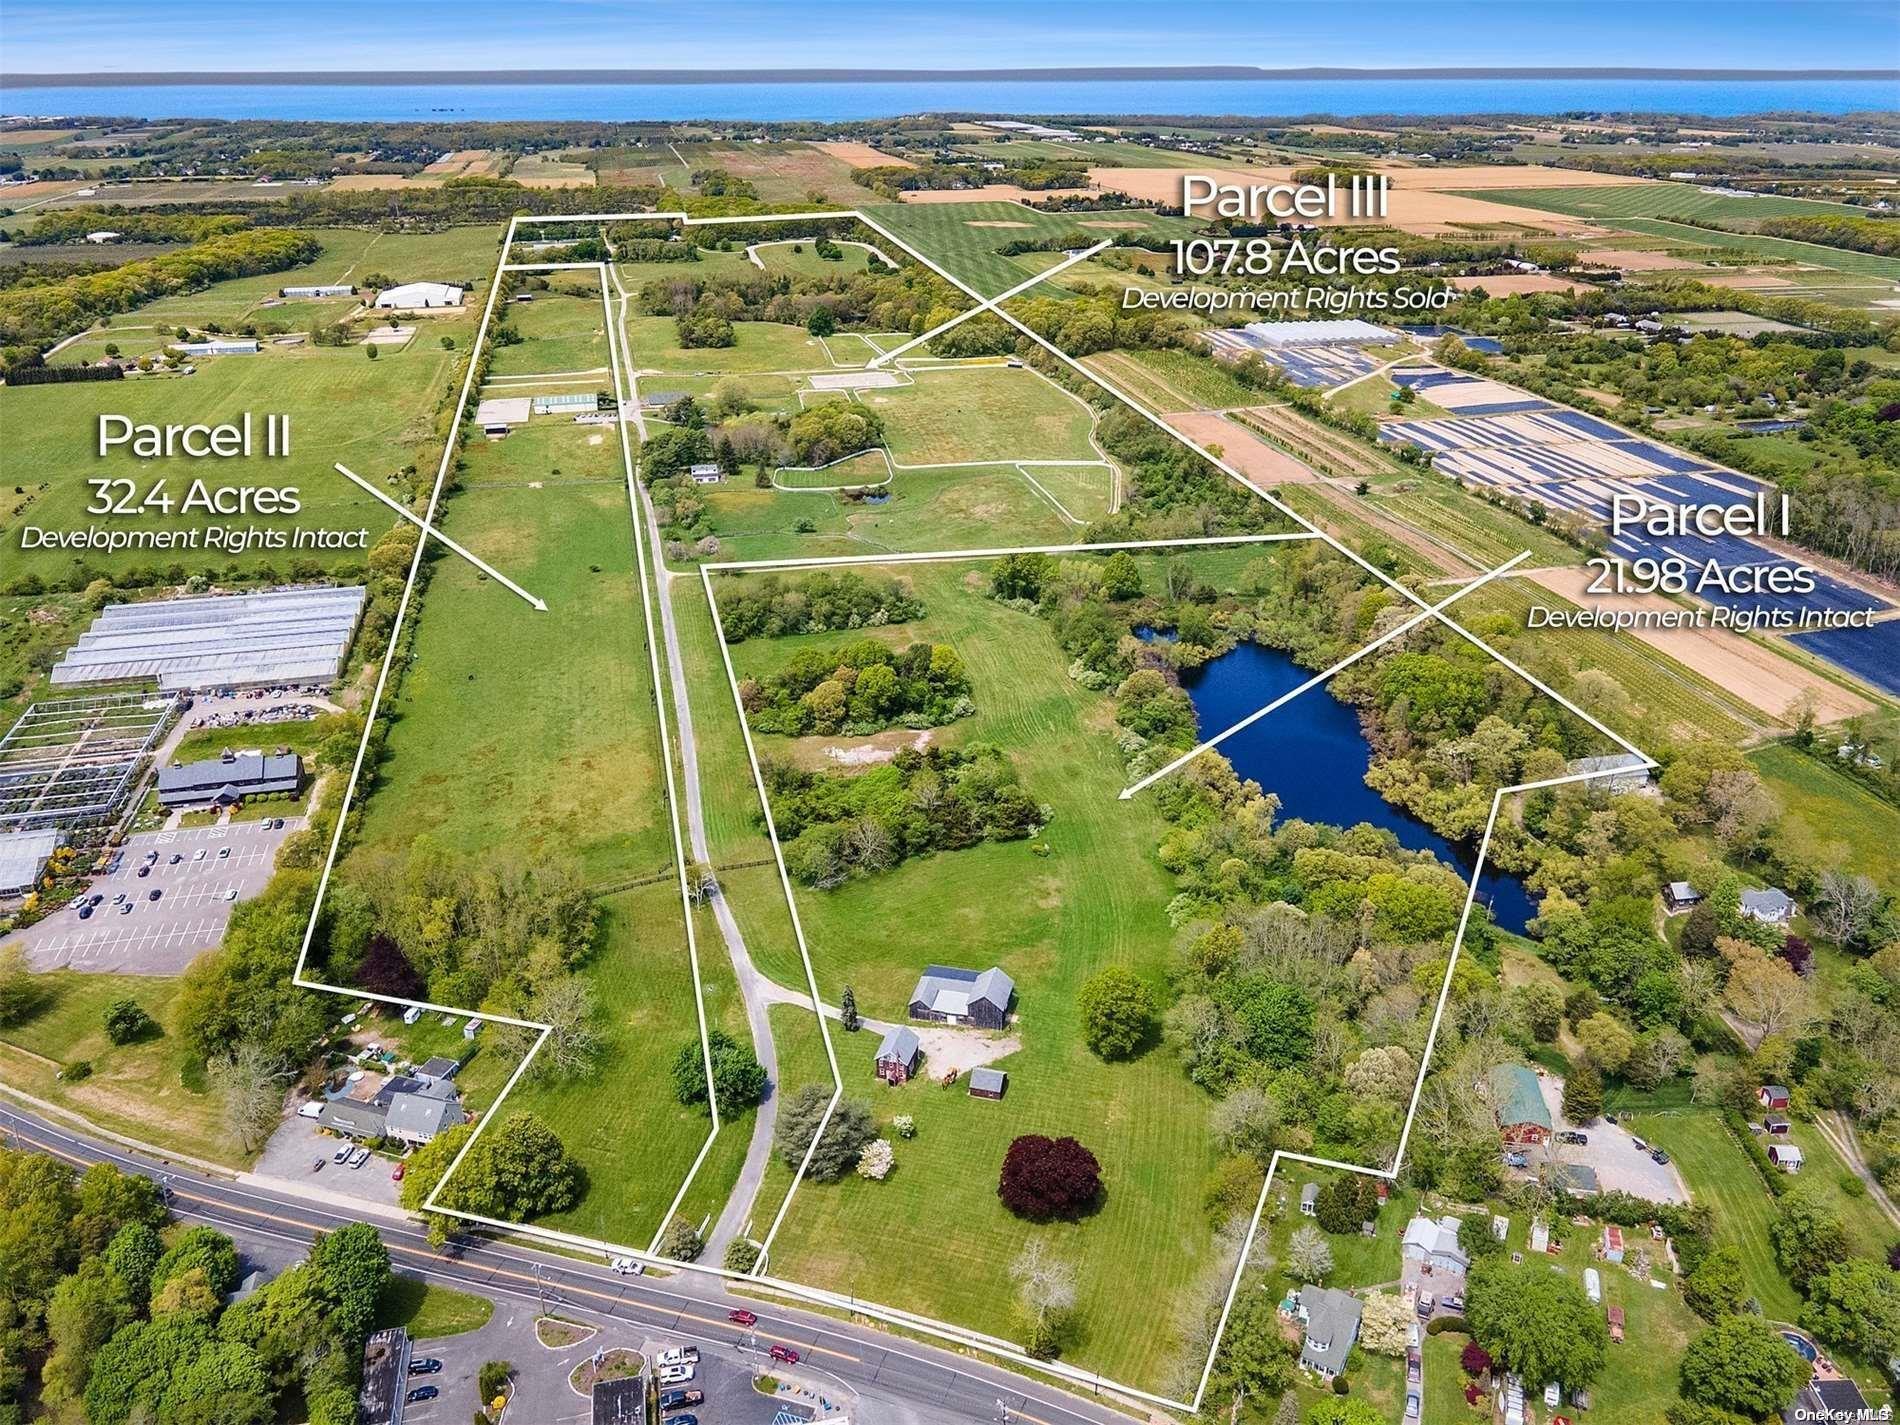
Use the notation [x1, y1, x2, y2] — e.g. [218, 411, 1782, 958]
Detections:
[1176, 640, 1538, 935]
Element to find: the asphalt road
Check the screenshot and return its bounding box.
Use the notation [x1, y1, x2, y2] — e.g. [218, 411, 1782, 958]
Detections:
[0, 1101, 1143, 1425]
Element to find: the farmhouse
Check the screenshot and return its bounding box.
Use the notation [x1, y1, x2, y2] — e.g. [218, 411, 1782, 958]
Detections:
[873, 1025, 920, 1084]
[689, 463, 724, 484]
[1665, 881, 1703, 912]
[1758, 1084, 1791, 1110]
[1567, 752, 1652, 794]
[1740, 887, 1797, 925]
[0, 828, 62, 899]
[1294, 1286, 1362, 1381]
[1401, 1214, 1470, 1275]
[319, 1075, 466, 1145]
[375, 282, 464, 309]
[968, 1067, 1008, 1100]
[156, 751, 302, 809]
[1490, 1063, 1553, 1145]
[907, 965, 1014, 1028]
[1768, 1143, 1804, 1173]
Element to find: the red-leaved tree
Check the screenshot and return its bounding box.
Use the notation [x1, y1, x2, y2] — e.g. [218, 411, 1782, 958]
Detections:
[1461, 1341, 1494, 1377]
[998, 1135, 1102, 1221]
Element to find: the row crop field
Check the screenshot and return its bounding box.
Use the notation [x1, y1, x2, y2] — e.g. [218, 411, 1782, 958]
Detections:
[868, 200, 1198, 300]
[1461, 182, 1874, 226]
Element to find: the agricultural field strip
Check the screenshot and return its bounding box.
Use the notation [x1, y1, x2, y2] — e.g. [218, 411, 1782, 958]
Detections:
[279, 238, 731, 1261]
[260, 203, 1656, 1413]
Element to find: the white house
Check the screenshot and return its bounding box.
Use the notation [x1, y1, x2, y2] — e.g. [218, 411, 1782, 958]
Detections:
[1740, 888, 1796, 926]
[376, 282, 464, 309]
[1401, 1215, 1469, 1276]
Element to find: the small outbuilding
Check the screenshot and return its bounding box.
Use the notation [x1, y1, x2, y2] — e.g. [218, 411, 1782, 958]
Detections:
[1300, 1182, 1320, 1217]
[968, 1067, 1008, 1100]
[1601, 1225, 1625, 1264]
[873, 1025, 920, 1085]
[1758, 1084, 1791, 1110]
[1768, 1143, 1805, 1173]
[1664, 881, 1702, 912]
[1763, 1114, 1790, 1136]
[1607, 1305, 1625, 1343]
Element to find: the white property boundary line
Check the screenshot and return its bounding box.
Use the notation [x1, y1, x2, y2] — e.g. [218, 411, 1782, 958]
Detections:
[272, 204, 1665, 1416]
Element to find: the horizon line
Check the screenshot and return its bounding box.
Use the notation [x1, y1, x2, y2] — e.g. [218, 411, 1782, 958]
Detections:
[5, 64, 1899, 87]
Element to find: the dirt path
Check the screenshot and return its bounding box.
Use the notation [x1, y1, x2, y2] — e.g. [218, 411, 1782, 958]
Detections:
[1815, 1111, 1900, 1231]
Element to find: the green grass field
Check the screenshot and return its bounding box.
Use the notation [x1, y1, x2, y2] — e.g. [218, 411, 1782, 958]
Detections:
[872, 367, 1101, 466]
[488, 285, 610, 377]
[375, 1278, 494, 1339]
[717, 551, 1261, 1388]
[1749, 743, 1900, 885]
[867, 201, 1198, 300]
[457, 414, 622, 489]
[692, 464, 1074, 567]
[1, 334, 469, 584]
[1626, 1110, 1801, 1320]
[0, 973, 238, 1166]
[1020, 463, 1114, 523]
[623, 315, 830, 375]
[1459, 183, 1874, 227]
[1084, 348, 1267, 413]
[749, 241, 884, 280]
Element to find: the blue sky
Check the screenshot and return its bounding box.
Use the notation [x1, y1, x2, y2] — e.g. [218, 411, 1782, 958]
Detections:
[1, 0, 1895, 73]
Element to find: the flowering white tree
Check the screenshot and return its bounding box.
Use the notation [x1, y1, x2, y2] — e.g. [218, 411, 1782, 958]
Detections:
[857, 1138, 894, 1180]
[1285, 1225, 1334, 1283]
[1360, 1291, 1411, 1356]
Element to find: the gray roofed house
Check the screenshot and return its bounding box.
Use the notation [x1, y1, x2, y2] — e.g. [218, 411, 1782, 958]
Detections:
[1740, 888, 1796, 925]
[1297, 1286, 1362, 1380]
[415, 1056, 459, 1083]
[1567, 752, 1652, 794]
[969, 1067, 1008, 1099]
[874, 1024, 921, 1084]
[319, 1099, 387, 1139]
[908, 965, 1014, 1028]
[1558, 1163, 1600, 1196]
[383, 1090, 465, 1145]
[1402, 1214, 1469, 1274]
[1665, 881, 1702, 911]
[156, 752, 301, 808]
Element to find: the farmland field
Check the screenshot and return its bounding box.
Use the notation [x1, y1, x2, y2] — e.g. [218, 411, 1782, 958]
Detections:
[868, 200, 1197, 299]
[872, 366, 1102, 465]
[714, 548, 1282, 1388]
[622, 315, 831, 375]
[487, 281, 610, 376]
[1749, 743, 1900, 885]
[1547, 213, 1900, 282]
[1459, 182, 1873, 225]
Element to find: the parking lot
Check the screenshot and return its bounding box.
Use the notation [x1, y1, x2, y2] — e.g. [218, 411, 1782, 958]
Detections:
[1536, 1075, 1691, 1203]
[12, 819, 301, 975]
[254, 1112, 404, 1209]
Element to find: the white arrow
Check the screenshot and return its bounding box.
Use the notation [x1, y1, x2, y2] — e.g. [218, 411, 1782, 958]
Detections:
[333, 462, 548, 611]
[1120, 550, 1530, 799]
[867, 239, 1115, 368]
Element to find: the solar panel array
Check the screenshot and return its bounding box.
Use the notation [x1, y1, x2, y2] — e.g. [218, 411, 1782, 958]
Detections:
[1379, 372, 1890, 626]
[51, 586, 368, 692]
[1204, 327, 1388, 388]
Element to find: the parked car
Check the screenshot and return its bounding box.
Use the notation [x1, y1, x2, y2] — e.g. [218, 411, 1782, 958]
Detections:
[348, 1146, 370, 1169]
[391, 1162, 405, 1181]
[78, 905, 94, 920]
[169, 854, 182, 865]
[659, 1388, 704, 1411]
[118, 902, 132, 915]
[610, 1256, 642, 1275]
[1650, 1148, 1671, 1165]
[193, 849, 206, 861]
[657, 1347, 700, 1368]
[147, 889, 161, 901]
[1502, 1150, 1529, 1168]
[728, 1308, 758, 1328]
[218, 846, 230, 859]
[137, 864, 151, 878]
[1407, 1349, 1421, 1384]
[670, 1417, 699, 1425]
[405, 1386, 438, 1404]
[657, 1364, 695, 1386]
[1632, 1136, 1649, 1152]
[332, 1144, 351, 1164]
[1407, 1392, 1422, 1419]
[224, 888, 238, 901]
[1558, 1130, 1589, 1146]
[111, 892, 126, 905]
[769, 1344, 800, 1365]
[1442, 1294, 1464, 1313]
[311, 1157, 325, 1173]
[1416, 1293, 1436, 1319]
[408, 1358, 441, 1375]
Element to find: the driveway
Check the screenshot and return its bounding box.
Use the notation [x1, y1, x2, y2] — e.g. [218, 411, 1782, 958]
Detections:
[1536, 1075, 1691, 1203]
[10, 819, 302, 974]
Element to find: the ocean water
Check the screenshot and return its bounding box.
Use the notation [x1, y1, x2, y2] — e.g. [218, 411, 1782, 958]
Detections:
[2, 77, 1895, 123]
